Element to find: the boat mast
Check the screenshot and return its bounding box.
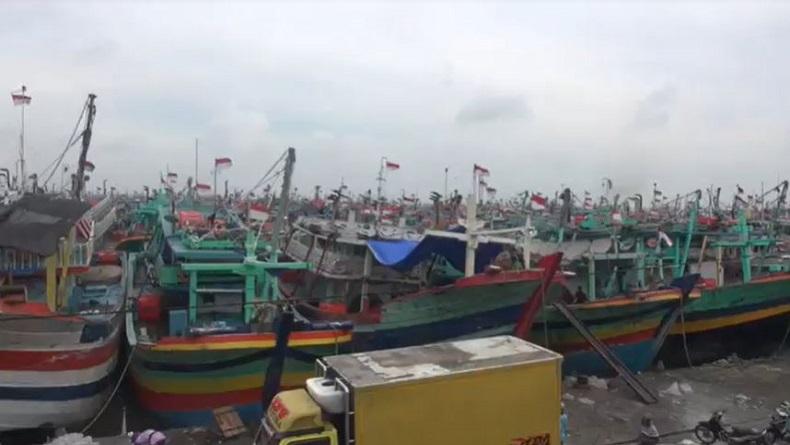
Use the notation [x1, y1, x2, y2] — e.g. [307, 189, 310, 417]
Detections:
[72, 94, 97, 201]
[375, 157, 385, 229]
[194, 137, 199, 197]
[19, 90, 26, 192]
[271, 147, 295, 258]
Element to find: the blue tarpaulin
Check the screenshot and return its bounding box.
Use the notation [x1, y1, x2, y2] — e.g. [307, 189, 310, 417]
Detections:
[367, 235, 504, 273]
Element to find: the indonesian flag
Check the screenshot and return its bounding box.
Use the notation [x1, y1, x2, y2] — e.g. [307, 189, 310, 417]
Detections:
[474, 163, 490, 177]
[531, 194, 547, 210]
[195, 183, 211, 196]
[385, 161, 400, 170]
[248, 203, 269, 222]
[84, 161, 96, 172]
[215, 157, 232, 170]
[11, 86, 31, 106]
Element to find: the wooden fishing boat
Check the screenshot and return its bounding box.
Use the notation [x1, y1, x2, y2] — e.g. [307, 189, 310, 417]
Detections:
[127, 149, 354, 427]
[298, 239, 689, 377]
[0, 194, 123, 431]
[660, 214, 790, 364]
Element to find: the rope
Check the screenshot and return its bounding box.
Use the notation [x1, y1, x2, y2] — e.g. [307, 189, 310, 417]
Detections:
[80, 344, 136, 434]
[247, 150, 288, 196]
[679, 299, 695, 368]
[41, 99, 89, 186]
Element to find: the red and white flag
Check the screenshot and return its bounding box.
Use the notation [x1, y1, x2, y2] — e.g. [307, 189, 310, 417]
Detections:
[248, 203, 269, 222]
[84, 161, 96, 172]
[76, 218, 94, 240]
[195, 183, 211, 196]
[530, 194, 547, 210]
[11, 86, 31, 106]
[215, 157, 232, 170]
[474, 164, 490, 177]
[385, 161, 400, 170]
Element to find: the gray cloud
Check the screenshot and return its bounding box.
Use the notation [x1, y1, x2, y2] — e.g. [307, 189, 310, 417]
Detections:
[632, 86, 677, 129]
[1, 2, 790, 199]
[456, 94, 530, 125]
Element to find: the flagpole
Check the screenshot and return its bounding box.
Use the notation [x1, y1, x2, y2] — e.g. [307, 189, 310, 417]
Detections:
[376, 157, 385, 228]
[213, 166, 218, 209]
[194, 138, 199, 190]
[19, 98, 25, 192]
[444, 167, 448, 198]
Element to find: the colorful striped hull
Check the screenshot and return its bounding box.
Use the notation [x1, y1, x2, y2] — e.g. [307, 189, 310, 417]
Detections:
[349, 272, 680, 376]
[660, 274, 790, 365]
[0, 322, 121, 431]
[130, 329, 353, 427]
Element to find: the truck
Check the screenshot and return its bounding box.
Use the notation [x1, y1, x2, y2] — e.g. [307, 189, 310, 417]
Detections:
[259, 335, 563, 445]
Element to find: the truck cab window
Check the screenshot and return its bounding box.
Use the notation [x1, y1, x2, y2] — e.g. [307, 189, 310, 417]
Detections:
[288, 438, 331, 445]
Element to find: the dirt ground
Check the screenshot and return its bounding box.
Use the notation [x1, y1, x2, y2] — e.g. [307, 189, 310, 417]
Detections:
[23, 350, 789, 445]
[564, 350, 790, 445]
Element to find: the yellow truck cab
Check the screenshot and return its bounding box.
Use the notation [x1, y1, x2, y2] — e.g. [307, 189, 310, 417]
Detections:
[262, 388, 338, 445]
[261, 335, 562, 445]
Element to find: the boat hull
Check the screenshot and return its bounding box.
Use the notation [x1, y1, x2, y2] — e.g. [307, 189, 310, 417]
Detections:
[130, 330, 352, 427]
[323, 272, 679, 376]
[0, 322, 121, 431]
[660, 274, 790, 365]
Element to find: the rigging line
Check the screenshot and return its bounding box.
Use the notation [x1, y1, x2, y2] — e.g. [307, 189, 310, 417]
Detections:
[41, 99, 89, 186]
[80, 344, 136, 434]
[247, 149, 288, 195]
[248, 167, 286, 197]
[251, 166, 286, 197]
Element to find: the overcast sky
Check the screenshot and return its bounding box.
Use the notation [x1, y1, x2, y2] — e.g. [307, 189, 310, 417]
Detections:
[1, 1, 789, 200]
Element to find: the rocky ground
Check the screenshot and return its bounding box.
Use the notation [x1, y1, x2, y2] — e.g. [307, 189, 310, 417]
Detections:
[564, 350, 790, 445]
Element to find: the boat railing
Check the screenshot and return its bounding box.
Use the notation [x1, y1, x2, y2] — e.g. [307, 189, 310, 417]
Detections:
[86, 195, 118, 241]
[0, 248, 43, 274]
[59, 238, 94, 268]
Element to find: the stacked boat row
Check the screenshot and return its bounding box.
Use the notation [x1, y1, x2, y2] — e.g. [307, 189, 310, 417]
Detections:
[2, 173, 789, 432]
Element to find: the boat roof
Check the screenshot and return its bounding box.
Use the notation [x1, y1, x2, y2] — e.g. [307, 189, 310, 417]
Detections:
[165, 235, 245, 261]
[323, 336, 560, 389]
[0, 194, 91, 256]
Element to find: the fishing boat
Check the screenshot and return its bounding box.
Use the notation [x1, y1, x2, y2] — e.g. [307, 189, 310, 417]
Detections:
[126, 148, 353, 427]
[661, 211, 790, 365]
[297, 195, 689, 377]
[0, 194, 124, 431]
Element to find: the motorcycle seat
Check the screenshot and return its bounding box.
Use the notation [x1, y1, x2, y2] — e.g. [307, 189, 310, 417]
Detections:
[730, 426, 761, 436]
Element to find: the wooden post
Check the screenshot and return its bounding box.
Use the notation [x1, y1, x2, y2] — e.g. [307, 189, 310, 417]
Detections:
[464, 194, 477, 277]
[588, 254, 596, 300]
[361, 249, 372, 311]
[188, 270, 198, 324]
[45, 254, 57, 311]
[716, 246, 724, 286]
[522, 213, 532, 268]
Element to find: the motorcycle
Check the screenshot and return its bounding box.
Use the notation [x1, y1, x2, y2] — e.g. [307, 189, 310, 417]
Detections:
[694, 411, 775, 445]
[695, 411, 729, 444]
[767, 402, 789, 442]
